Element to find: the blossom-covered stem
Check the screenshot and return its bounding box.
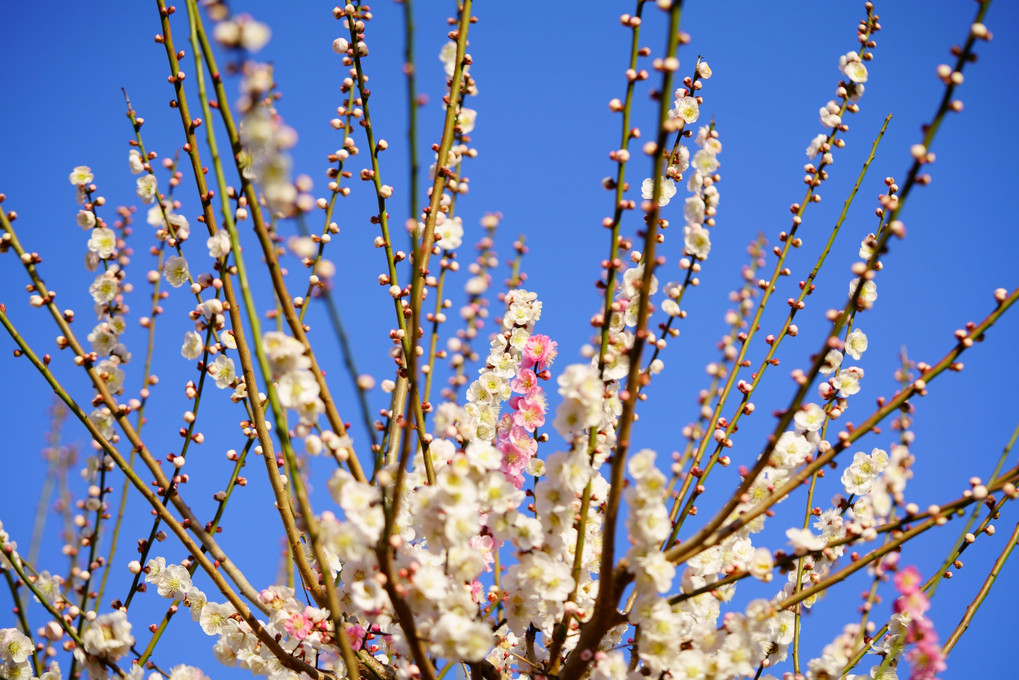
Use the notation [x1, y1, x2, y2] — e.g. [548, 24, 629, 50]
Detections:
[68, 458, 110, 650]
[635, 262, 695, 393]
[187, 3, 365, 483]
[420, 142, 469, 405]
[341, 9, 433, 483]
[1, 536, 124, 678]
[608, 1, 686, 497]
[593, 0, 647, 380]
[545, 480, 593, 669]
[577, 4, 684, 675]
[0, 212, 267, 613]
[842, 357, 915, 663]
[672, 15, 882, 555]
[445, 221, 500, 402]
[666, 284, 1019, 568]
[178, 4, 361, 612]
[942, 520, 1019, 655]
[677, 44, 877, 553]
[0, 571, 41, 677]
[667, 114, 889, 552]
[405, 0, 472, 338]
[122, 324, 217, 610]
[671, 470, 1018, 611]
[929, 419, 1019, 597]
[736, 112, 888, 428]
[0, 308, 341, 679]
[95, 199, 164, 616]
[123, 102, 205, 299]
[774, 486, 1016, 613]
[295, 83, 358, 327]
[152, 3, 332, 612]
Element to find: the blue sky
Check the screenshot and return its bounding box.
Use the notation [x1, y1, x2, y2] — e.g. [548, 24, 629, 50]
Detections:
[2, 1, 1018, 678]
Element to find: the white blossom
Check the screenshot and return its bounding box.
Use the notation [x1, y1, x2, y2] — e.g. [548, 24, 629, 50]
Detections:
[136, 174, 158, 204]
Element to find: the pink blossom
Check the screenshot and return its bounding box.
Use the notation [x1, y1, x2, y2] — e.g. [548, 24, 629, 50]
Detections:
[895, 589, 931, 618]
[894, 565, 922, 595]
[510, 368, 538, 394]
[512, 398, 546, 432]
[508, 425, 537, 457]
[502, 467, 525, 489]
[469, 535, 496, 572]
[906, 639, 947, 680]
[892, 566, 947, 680]
[500, 440, 529, 474]
[499, 428, 535, 488]
[525, 386, 548, 411]
[521, 334, 558, 372]
[284, 612, 312, 640]
[345, 623, 365, 651]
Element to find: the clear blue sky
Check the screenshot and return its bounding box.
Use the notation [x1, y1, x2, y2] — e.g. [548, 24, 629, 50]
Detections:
[2, 1, 1018, 678]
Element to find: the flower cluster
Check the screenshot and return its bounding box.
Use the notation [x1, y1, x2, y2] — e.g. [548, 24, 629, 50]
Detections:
[74, 611, 135, 680]
[4, 4, 1013, 680]
[464, 289, 545, 443]
[67, 171, 139, 447]
[626, 450, 675, 595]
[210, 13, 300, 217]
[263, 331, 322, 423]
[1, 627, 33, 680]
[146, 558, 345, 678]
[683, 124, 722, 261]
[893, 567, 947, 680]
[841, 447, 890, 496]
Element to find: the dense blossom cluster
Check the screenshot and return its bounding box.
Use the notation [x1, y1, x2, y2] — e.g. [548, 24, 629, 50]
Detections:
[4, 4, 1015, 680]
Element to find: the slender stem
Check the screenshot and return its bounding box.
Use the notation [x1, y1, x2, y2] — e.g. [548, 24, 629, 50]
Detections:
[929, 419, 1019, 596]
[402, 0, 419, 237]
[941, 519, 1019, 656]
